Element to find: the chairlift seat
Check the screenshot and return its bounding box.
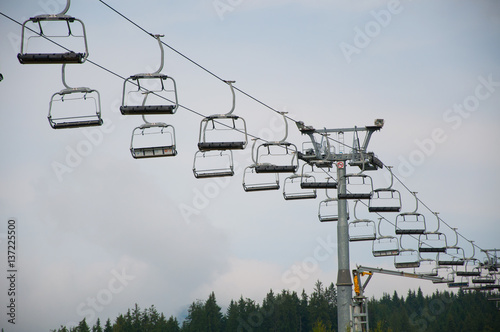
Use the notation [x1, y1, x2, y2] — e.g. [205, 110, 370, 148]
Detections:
[372, 249, 400, 257]
[394, 248, 421, 268]
[338, 193, 372, 200]
[395, 212, 426, 235]
[418, 232, 448, 253]
[472, 277, 496, 284]
[301, 182, 337, 189]
[349, 235, 377, 242]
[130, 123, 176, 159]
[243, 183, 280, 192]
[131, 146, 177, 159]
[130, 74, 169, 80]
[283, 192, 317, 200]
[194, 170, 234, 178]
[319, 215, 338, 222]
[338, 174, 374, 200]
[349, 219, 376, 242]
[369, 206, 401, 213]
[418, 246, 446, 253]
[18, 52, 86, 64]
[193, 150, 234, 178]
[255, 164, 297, 173]
[48, 86, 102, 130]
[283, 175, 317, 200]
[318, 198, 340, 222]
[121, 70, 179, 115]
[120, 105, 177, 115]
[50, 118, 102, 129]
[198, 141, 246, 152]
[448, 282, 469, 288]
[437, 259, 465, 266]
[205, 114, 241, 121]
[396, 229, 426, 235]
[242, 164, 280, 192]
[480, 285, 500, 290]
[456, 271, 481, 277]
[18, 13, 89, 65]
[394, 261, 420, 269]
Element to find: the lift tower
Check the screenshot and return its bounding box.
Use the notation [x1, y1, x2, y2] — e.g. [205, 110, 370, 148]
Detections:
[297, 119, 384, 331]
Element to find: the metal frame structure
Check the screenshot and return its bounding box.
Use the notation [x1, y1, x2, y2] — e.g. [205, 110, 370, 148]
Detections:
[297, 119, 384, 332]
[352, 265, 444, 332]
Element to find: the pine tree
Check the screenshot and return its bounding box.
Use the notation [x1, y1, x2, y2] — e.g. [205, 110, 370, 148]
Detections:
[92, 318, 103, 332]
[205, 292, 223, 332]
[182, 299, 205, 331]
[103, 318, 112, 332]
[165, 315, 180, 332]
[309, 280, 333, 330]
[77, 318, 90, 332]
[299, 289, 310, 331]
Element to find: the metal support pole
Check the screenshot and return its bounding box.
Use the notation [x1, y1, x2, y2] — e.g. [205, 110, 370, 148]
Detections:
[337, 164, 353, 331]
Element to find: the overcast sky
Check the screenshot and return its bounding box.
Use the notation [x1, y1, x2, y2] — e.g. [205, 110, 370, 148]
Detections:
[1, 0, 499, 330]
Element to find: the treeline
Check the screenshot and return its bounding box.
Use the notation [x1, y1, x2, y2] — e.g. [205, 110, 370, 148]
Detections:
[368, 288, 500, 332]
[52, 281, 499, 332]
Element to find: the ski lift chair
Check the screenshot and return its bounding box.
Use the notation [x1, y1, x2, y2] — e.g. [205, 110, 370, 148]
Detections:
[395, 192, 426, 235]
[472, 273, 496, 285]
[120, 35, 178, 115]
[394, 233, 421, 268]
[418, 213, 448, 254]
[338, 173, 374, 200]
[432, 270, 455, 284]
[437, 248, 466, 267]
[242, 165, 280, 192]
[130, 122, 176, 158]
[254, 112, 298, 174]
[283, 174, 317, 200]
[300, 163, 337, 189]
[437, 229, 465, 266]
[372, 237, 400, 257]
[447, 275, 469, 288]
[417, 261, 441, 277]
[242, 139, 280, 191]
[368, 166, 402, 213]
[318, 198, 340, 222]
[193, 150, 234, 178]
[18, 0, 89, 64]
[372, 218, 400, 257]
[349, 200, 377, 242]
[456, 259, 482, 277]
[48, 64, 102, 129]
[394, 249, 421, 269]
[196, 81, 247, 152]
